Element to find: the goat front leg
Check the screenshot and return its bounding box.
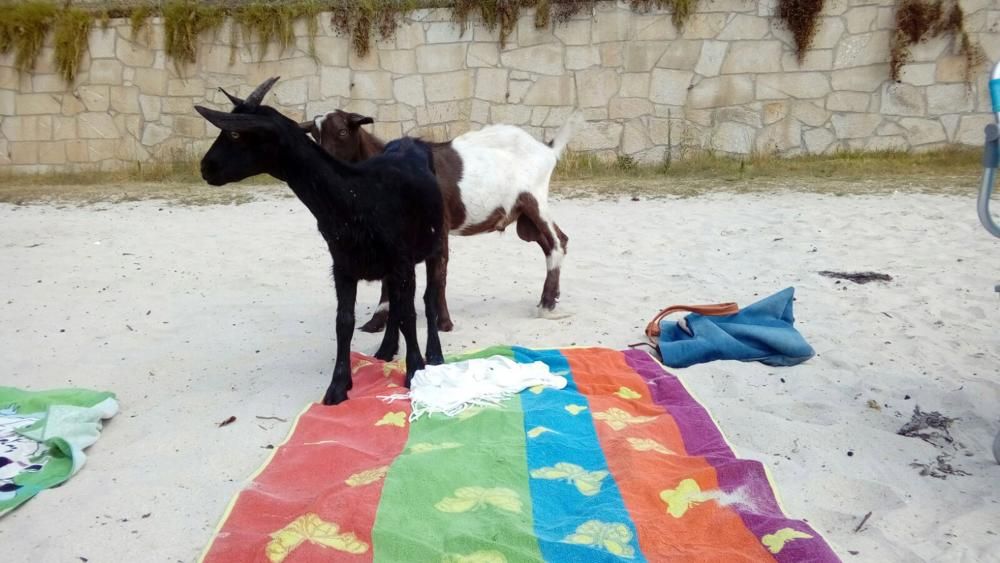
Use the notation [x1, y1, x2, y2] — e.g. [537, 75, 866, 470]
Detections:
[323, 269, 358, 405]
[359, 282, 390, 333]
[424, 255, 445, 365]
[393, 267, 425, 388]
[434, 232, 453, 332]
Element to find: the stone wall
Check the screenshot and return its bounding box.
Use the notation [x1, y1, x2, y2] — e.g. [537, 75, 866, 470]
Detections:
[1, 0, 998, 173]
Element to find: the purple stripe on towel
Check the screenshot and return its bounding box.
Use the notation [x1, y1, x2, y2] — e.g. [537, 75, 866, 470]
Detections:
[624, 349, 840, 563]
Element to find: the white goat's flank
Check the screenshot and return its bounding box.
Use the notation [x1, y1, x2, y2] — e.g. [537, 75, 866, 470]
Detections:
[449, 124, 557, 232]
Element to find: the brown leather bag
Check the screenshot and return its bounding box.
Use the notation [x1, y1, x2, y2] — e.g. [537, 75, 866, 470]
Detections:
[644, 302, 740, 345]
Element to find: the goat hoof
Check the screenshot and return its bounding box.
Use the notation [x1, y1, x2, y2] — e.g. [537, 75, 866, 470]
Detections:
[374, 349, 396, 362]
[427, 352, 445, 365]
[359, 318, 386, 333]
[437, 318, 454, 332]
[322, 387, 349, 405]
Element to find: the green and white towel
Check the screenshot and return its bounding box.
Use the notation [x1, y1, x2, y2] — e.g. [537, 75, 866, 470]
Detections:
[0, 387, 118, 517]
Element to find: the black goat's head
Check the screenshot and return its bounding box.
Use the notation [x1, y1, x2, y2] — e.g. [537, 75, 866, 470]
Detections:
[195, 77, 292, 186]
[299, 110, 374, 163]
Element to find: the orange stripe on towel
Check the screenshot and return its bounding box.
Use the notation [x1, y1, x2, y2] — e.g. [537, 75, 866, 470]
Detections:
[562, 348, 775, 561]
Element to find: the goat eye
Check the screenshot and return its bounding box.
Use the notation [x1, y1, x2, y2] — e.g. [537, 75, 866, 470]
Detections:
[338, 130, 347, 137]
[229, 132, 240, 140]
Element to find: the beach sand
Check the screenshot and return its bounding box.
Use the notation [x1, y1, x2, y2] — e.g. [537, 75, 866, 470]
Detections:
[1, 190, 998, 562]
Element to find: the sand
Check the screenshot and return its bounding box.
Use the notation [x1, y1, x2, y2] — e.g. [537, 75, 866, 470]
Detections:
[1, 189, 998, 562]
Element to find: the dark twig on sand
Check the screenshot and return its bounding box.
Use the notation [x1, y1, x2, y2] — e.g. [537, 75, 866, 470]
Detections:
[255, 415, 288, 422]
[854, 511, 872, 533]
[217, 415, 236, 427]
[818, 271, 893, 284]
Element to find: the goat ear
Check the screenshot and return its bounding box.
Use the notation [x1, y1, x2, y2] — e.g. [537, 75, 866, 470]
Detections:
[195, 106, 274, 134]
[298, 119, 318, 140]
[346, 113, 374, 128]
[218, 87, 244, 106]
[244, 76, 280, 109]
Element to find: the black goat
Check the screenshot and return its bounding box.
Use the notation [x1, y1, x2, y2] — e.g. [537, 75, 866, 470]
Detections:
[194, 77, 445, 405]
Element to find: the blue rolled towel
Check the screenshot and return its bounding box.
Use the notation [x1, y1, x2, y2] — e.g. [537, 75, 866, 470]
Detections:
[658, 287, 815, 368]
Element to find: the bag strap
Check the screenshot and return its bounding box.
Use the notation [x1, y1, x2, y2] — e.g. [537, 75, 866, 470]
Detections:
[644, 302, 740, 343]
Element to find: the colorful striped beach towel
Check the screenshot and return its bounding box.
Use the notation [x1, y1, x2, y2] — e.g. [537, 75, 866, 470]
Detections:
[201, 347, 839, 562]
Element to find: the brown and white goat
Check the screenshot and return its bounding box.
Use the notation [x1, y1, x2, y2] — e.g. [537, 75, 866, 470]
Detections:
[301, 111, 582, 333]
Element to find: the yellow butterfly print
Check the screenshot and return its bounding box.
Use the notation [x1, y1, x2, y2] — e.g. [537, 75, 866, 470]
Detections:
[626, 437, 675, 455]
[564, 404, 587, 415]
[761, 528, 814, 554]
[529, 385, 545, 394]
[659, 478, 714, 518]
[592, 408, 656, 431]
[351, 359, 373, 374]
[408, 442, 462, 454]
[434, 487, 523, 514]
[441, 550, 509, 563]
[382, 360, 405, 377]
[376, 411, 407, 427]
[265, 513, 368, 562]
[614, 386, 642, 400]
[530, 462, 608, 497]
[344, 465, 389, 487]
[526, 426, 552, 439]
[562, 520, 636, 560]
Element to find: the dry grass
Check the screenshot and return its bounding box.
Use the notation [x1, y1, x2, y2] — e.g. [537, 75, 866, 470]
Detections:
[0, 147, 985, 205]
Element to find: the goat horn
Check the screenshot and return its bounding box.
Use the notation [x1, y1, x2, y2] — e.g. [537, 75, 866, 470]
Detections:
[245, 76, 280, 109]
[298, 120, 314, 130]
[218, 87, 243, 106]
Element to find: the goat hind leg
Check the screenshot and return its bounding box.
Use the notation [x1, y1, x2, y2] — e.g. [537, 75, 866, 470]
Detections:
[434, 233, 453, 332]
[359, 282, 390, 333]
[423, 256, 445, 365]
[394, 268, 425, 388]
[516, 211, 566, 311]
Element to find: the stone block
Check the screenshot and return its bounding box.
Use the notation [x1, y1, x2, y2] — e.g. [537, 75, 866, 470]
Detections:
[865, 136, 908, 151]
[831, 113, 879, 138]
[167, 78, 205, 97]
[470, 99, 490, 123]
[899, 117, 946, 146]
[417, 44, 468, 73]
[17, 93, 61, 115]
[523, 75, 575, 106]
[926, 83, 974, 115]
[116, 37, 154, 67]
[60, 93, 85, 116]
[896, 63, 936, 86]
[763, 101, 788, 125]
[632, 14, 677, 41]
[313, 36, 350, 67]
[500, 44, 564, 76]
[273, 77, 309, 105]
[576, 68, 619, 108]
[688, 75, 753, 108]
[656, 40, 703, 70]
[717, 14, 770, 40]
[717, 106, 762, 128]
[379, 50, 416, 74]
[833, 31, 891, 69]
[720, 41, 783, 73]
[378, 104, 414, 123]
[755, 118, 802, 154]
[781, 49, 834, 72]
[592, 9, 631, 42]
[425, 70, 474, 103]
[623, 42, 669, 72]
[681, 13, 729, 39]
[78, 112, 118, 139]
[475, 68, 509, 103]
[695, 41, 727, 76]
[52, 116, 76, 140]
[831, 64, 888, 92]
[907, 36, 949, 62]
[426, 22, 467, 44]
[711, 121, 755, 154]
[650, 69, 695, 105]
[38, 141, 66, 164]
[390, 75, 423, 107]
[31, 74, 64, 93]
[133, 68, 168, 95]
[934, 56, 969, 83]
[490, 104, 532, 125]
[620, 73, 650, 98]
[348, 49, 379, 71]
[141, 122, 172, 146]
[554, 17, 592, 45]
[570, 122, 622, 151]
[609, 98, 653, 119]
[110, 86, 140, 114]
[757, 72, 831, 100]
[89, 60, 123, 85]
[88, 27, 116, 58]
[791, 101, 830, 127]
[173, 115, 204, 138]
[467, 43, 499, 67]
[10, 142, 39, 164]
[845, 6, 878, 33]
[320, 67, 351, 98]
[881, 83, 926, 116]
[566, 46, 600, 70]
[395, 22, 425, 49]
[826, 91, 870, 112]
[622, 119, 651, 154]
[957, 114, 994, 145]
[804, 127, 836, 154]
[352, 72, 393, 100]
[599, 42, 623, 66]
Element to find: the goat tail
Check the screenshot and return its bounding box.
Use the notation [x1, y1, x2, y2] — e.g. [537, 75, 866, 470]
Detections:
[547, 111, 585, 160]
